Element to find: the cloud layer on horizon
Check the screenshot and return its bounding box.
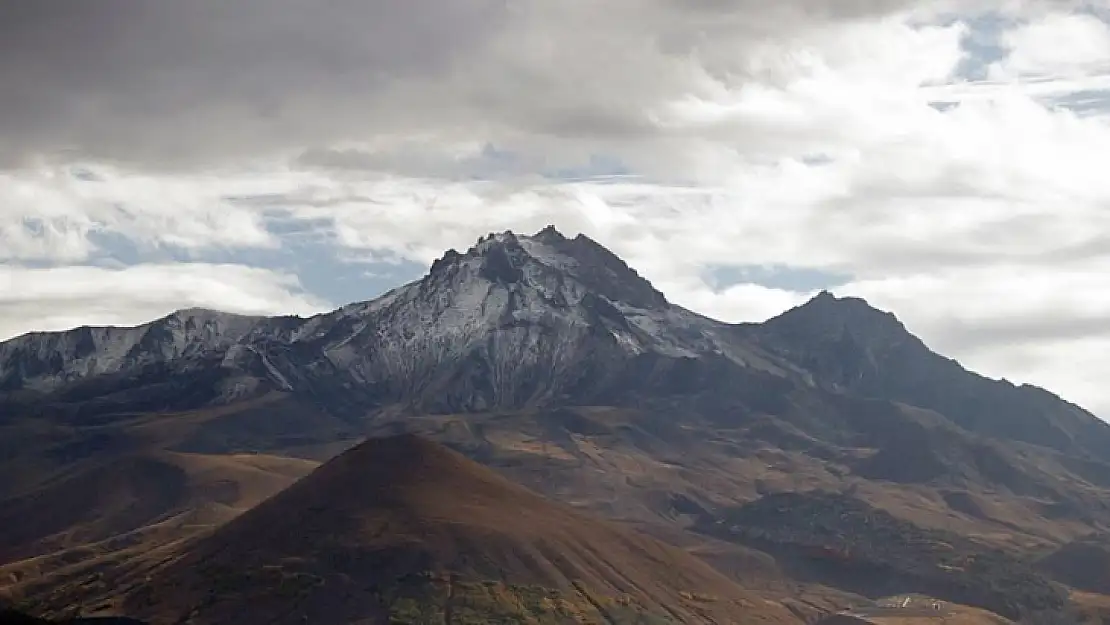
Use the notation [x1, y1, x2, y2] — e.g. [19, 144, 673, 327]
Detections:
[1, 0, 1109, 416]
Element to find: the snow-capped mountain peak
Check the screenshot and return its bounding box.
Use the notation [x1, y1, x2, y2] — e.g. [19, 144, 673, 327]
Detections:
[0, 227, 766, 409]
[444, 226, 669, 310]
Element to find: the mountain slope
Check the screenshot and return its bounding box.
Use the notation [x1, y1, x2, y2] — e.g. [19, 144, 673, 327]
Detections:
[1037, 536, 1110, 594]
[748, 292, 1110, 459]
[696, 491, 1068, 620]
[86, 434, 800, 625]
[0, 450, 316, 565]
[0, 309, 271, 394]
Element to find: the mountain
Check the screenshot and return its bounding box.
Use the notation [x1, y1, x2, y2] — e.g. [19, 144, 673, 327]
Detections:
[1, 228, 807, 426]
[748, 291, 1110, 459]
[2, 227, 1099, 445]
[43, 434, 800, 625]
[0, 309, 271, 394]
[2, 226, 1110, 623]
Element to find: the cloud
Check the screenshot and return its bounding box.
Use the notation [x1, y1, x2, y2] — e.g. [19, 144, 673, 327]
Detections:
[0, 166, 295, 263]
[0, 0, 1073, 170]
[989, 11, 1110, 79]
[0, 264, 328, 340]
[0, 0, 509, 168]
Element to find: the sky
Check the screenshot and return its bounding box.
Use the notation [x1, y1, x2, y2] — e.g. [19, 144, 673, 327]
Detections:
[1, 0, 1109, 416]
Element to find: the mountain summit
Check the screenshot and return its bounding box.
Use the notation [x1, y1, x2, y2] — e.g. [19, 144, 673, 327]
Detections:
[440, 226, 668, 310]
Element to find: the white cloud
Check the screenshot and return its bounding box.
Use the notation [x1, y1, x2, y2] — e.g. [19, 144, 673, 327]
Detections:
[0, 216, 94, 262]
[0, 264, 328, 340]
[0, 166, 304, 262]
[990, 12, 1110, 80]
[662, 282, 814, 326]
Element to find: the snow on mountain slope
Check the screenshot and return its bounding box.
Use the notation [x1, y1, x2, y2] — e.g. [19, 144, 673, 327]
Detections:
[303, 230, 751, 361]
[276, 228, 789, 410]
[0, 309, 269, 392]
[0, 227, 787, 407]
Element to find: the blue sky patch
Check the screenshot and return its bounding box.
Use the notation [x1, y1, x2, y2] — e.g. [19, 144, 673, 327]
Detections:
[702, 263, 853, 294]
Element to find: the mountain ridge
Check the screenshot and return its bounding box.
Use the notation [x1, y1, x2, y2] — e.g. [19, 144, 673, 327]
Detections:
[0, 229, 1082, 401]
[1, 227, 1101, 435]
[746, 290, 1109, 457]
[1, 227, 802, 416]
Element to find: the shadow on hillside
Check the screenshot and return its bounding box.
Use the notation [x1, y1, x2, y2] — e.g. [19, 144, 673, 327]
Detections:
[0, 611, 147, 625]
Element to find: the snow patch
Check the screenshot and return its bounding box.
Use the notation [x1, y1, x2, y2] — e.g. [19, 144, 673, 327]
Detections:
[519, 237, 579, 272]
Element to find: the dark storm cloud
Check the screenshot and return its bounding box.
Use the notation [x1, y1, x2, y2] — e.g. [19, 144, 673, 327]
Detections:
[0, 0, 1088, 169]
[0, 0, 507, 167]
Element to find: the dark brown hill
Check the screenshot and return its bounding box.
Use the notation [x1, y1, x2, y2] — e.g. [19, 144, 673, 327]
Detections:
[0, 450, 315, 566]
[1038, 537, 1110, 594]
[114, 434, 798, 624]
[0, 611, 145, 625]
